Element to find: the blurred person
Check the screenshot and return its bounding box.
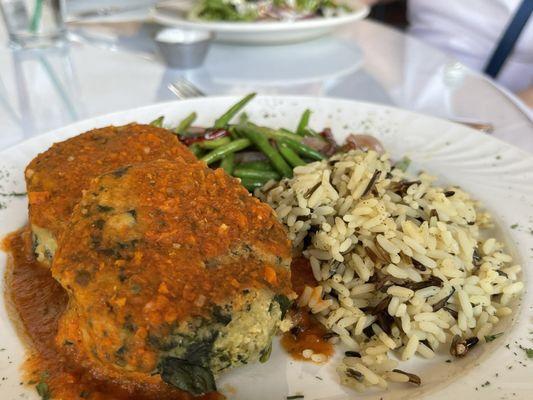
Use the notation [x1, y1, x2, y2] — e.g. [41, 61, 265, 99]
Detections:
[366, 0, 533, 108]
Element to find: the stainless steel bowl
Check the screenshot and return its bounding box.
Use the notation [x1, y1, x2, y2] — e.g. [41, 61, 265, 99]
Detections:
[155, 28, 213, 69]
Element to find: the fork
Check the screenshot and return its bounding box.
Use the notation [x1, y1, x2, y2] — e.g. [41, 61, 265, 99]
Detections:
[168, 79, 205, 99]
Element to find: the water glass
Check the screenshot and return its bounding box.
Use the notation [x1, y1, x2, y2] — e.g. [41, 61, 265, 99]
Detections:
[0, 0, 66, 48]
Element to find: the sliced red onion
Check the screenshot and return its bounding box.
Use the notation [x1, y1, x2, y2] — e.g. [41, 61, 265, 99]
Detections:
[342, 134, 384, 154]
[302, 136, 328, 152]
[179, 128, 229, 146]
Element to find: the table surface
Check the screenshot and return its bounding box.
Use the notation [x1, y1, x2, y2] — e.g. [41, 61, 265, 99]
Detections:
[0, 8, 532, 152]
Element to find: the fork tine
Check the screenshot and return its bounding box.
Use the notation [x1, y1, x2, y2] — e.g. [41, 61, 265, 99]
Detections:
[169, 78, 205, 99]
[179, 78, 205, 97]
[183, 83, 197, 98]
[191, 82, 205, 97]
[167, 83, 186, 99]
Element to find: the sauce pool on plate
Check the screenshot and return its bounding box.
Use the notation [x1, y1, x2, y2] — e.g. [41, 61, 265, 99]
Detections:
[283, 256, 334, 362]
[3, 231, 332, 398]
[3, 228, 220, 400]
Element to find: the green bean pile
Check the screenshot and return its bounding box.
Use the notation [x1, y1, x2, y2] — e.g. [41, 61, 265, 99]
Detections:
[151, 93, 329, 191]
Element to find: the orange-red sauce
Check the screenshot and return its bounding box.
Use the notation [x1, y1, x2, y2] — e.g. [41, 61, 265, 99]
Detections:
[25, 124, 198, 242]
[290, 255, 318, 295]
[3, 228, 331, 396]
[3, 228, 221, 400]
[282, 256, 334, 361]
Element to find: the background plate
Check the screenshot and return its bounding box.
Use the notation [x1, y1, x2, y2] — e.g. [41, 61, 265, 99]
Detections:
[0, 96, 532, 399]
[151, 0, 369, 44]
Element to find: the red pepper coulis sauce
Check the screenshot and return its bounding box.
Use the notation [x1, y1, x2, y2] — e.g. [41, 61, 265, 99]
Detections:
[4, 228, 332, 396]
[282, 256, 334, 361]
[3, 228, 221, 400]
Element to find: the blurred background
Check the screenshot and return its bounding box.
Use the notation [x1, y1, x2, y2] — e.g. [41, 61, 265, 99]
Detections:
[366, 0, 532, 106]
[0, 0, 531, 150]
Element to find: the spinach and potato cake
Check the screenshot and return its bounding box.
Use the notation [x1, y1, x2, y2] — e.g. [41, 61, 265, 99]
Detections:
[25, 124, 197, 265]
[51, 159, 294, 397]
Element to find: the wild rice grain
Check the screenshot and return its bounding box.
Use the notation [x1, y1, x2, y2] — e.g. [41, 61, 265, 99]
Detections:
[385, 371, 410, 383]
[353, 363, 380, 385]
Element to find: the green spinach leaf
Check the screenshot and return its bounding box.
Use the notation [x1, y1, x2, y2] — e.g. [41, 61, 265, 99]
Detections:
[158, 357, 216, 396]
[184, 334, 217, 366]
[273, 294, 291, 319]
[259, 341, 272, 363]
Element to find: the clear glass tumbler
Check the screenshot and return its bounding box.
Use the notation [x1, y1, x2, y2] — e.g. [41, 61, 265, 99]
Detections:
[0, 0, 66, 48]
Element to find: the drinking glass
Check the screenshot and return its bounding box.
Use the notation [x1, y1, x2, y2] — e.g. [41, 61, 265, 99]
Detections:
[0, 0, 66, 48]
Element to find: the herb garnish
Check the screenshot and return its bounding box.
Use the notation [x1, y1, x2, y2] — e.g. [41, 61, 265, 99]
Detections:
[287, 395, 304, 399]
[0, 191, 26, 197]
[484, 332, 504, 342]
[394, 157, 411, 172]
[510, 224, 519, 229]
[35, 373, 51, 400]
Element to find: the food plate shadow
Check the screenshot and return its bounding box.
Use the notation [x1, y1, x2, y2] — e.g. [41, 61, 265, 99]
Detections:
[202, 38, 364, 88]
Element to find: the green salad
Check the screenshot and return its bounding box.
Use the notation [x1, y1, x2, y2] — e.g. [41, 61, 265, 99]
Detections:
[188, 0, 352, 22]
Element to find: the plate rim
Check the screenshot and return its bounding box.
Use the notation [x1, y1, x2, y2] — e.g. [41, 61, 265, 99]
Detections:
[2, 94, 532, 162]
[1, 94, 532, 400]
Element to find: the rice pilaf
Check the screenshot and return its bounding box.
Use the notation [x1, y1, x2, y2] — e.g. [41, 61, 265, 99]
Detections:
[257, 149, 523, 391]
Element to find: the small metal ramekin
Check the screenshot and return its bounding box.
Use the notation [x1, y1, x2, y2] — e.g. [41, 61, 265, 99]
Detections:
[156, 28, 213, 69]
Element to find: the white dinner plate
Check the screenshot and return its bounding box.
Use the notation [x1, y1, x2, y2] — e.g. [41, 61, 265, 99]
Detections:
[0, 96, 532, 399]
[66, 0, 157, 23]
[150, 0, 369, 44]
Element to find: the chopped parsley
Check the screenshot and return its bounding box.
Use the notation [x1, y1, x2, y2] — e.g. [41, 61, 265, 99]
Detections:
[287, 396, 304, 399]
[35, 372, 51, 400]
[394, 157, 411, 172]
[0, 191, 26, 197]
[36, 381, 51, 400]
[510, 224, 519, 229]
[484, 332, 504, 342]
[524, 348, 533, 359]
